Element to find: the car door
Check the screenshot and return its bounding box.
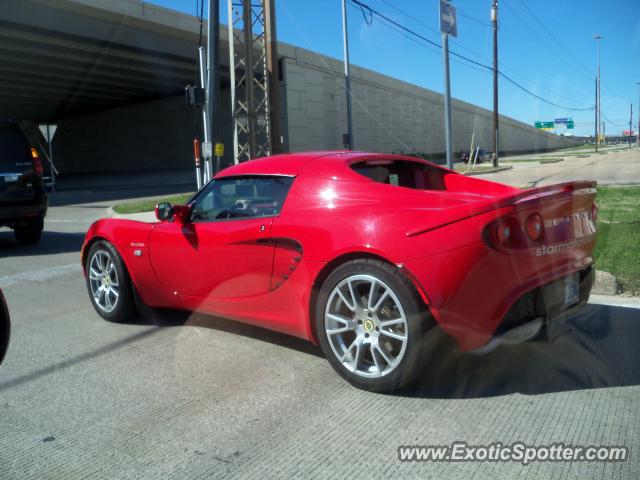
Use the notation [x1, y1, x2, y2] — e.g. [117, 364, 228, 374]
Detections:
[148, 175, 294, 302]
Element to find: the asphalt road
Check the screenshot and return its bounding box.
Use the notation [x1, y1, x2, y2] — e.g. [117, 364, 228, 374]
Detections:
[485, 146, 640, 187]
[1, 184, 639, 479]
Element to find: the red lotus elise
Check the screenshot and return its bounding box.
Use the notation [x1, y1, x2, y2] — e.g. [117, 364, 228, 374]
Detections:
[82, 151, 597, 391]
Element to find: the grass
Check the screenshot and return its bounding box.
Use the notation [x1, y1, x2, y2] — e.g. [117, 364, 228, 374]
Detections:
[593, 186, 640, 294]
[112, 193, 194, 214]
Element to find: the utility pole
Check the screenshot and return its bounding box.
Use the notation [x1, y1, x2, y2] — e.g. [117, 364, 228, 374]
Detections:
[207, 0, 220, 176]
[264, 0, 281, 154]
[637, 82, 640, 145]
[341, 0, 354, 150]
[630, 103, 633, 148]
[594, 34, 602, 149]
[491, 0, 499, 167]
[594, 78, 598, 150]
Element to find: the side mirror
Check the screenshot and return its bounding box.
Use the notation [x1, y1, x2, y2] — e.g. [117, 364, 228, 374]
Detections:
[155, 202, 174, 222]
[173, 205, 192, 224]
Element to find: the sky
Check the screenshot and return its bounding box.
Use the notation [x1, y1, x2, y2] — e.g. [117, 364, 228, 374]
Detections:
[150, 0, 640, 137]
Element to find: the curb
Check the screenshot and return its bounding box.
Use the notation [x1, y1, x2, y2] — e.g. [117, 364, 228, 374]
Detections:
[462, 166, 513, 176]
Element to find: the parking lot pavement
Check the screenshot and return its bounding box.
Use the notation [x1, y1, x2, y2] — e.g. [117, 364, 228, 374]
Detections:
[1, 189, 639, 479]
[481, 147, 640, 187]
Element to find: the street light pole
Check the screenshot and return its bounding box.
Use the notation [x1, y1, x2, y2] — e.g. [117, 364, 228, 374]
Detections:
[341, 0, 354, 150]
[442, 32, 453, 169]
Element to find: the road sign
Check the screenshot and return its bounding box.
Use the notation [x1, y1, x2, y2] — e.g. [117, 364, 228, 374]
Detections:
[38, 124, 57, 140]
[439, 0, 457, 37]
[202, 141, 212, 157]
[214, 143, 224, 157]
[535, 121, 555, 129]
[566, 120, 574, 129]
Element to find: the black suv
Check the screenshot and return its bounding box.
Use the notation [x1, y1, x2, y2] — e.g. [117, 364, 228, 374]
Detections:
[0, 123, 48, 245]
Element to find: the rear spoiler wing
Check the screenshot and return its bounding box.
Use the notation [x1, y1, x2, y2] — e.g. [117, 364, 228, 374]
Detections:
[406, 180, 597, 238]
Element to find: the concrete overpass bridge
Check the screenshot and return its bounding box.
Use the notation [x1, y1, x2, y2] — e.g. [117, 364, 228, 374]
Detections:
[1, 0, 579, 176]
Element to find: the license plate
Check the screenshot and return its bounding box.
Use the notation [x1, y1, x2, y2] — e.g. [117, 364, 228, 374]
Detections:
[564, 273, 579, 306]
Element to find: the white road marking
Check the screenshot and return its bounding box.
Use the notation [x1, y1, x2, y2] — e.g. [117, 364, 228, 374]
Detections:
[0, 263, 80, 287]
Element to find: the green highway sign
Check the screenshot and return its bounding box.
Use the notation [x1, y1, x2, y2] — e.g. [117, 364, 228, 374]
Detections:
[535, 121, 555, 129]
[566, 120, 575, 129]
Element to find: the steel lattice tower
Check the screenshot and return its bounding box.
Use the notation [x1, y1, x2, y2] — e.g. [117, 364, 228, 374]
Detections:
[228, 0, 272, 163]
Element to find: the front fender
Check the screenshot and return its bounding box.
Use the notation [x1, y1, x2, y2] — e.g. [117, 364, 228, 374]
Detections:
[82, 219, 176, 308]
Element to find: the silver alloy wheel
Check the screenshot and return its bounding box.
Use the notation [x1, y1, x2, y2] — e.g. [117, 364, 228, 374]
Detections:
[324, 274, 408, 378]
[88, 249, 120, 314]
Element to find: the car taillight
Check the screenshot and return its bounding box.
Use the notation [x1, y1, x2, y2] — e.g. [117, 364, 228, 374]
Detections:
[591, 202, 598, 222]
[30, 148, 43, 176]
[494, 219, 515, 246]
[524, 213, 543, 241]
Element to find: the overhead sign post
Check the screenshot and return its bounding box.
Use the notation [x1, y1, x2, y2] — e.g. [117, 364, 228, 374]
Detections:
[439, 0, 457, 170]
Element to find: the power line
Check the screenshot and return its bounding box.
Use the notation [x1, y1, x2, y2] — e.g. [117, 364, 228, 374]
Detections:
[376, 0, 587, 107]
[499, 72, 593, 111]
[600, 113, 628, 127]
[516, 0, 593, 78]
[348, 0, 594, 112]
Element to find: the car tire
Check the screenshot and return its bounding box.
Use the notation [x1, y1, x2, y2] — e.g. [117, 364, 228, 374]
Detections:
[315, 258, 434, 392]
[14, 218, 44, 245]
[0, 291, 9, 365]
[85, 240, 135, 323]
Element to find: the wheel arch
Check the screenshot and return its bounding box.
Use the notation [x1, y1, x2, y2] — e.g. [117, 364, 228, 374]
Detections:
[82, 236, 136, 290]
[307, 251, 431, 343]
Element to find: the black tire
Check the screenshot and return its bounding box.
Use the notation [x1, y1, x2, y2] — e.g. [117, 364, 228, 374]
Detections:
[14, 218, 44, 245]
[85, 240, 135, 323]
[314, 258, 434, 392]
[0, 291, 10, 365]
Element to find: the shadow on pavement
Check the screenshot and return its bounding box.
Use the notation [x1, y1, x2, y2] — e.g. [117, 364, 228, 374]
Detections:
[0, 328, 159, 392]
[0, 230, 85, 256]
[402, 304, 640, 399]
[120, 302, 640, 396]
[117, 307, 323, 358]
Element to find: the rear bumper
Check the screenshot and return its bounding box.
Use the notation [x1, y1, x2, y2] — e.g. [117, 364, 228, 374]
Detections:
[0, 197, 48, 227]
[403, 240, 596, 351]
[497, 265, 594, 334]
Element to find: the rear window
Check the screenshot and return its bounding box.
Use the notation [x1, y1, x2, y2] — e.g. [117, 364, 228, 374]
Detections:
[0, 127, 31, 173]
[351, 159, 447, 190]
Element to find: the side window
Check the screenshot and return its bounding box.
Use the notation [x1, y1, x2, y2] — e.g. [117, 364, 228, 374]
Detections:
[191, 176, 294, 222]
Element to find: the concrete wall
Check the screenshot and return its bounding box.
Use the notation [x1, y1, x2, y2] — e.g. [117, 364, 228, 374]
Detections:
[279, 45, 580, 156]
[53, 43, 580, 175]
[53, 92, 234, 175]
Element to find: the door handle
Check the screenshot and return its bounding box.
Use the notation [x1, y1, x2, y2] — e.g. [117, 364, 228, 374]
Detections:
[259, 224, 266, 232]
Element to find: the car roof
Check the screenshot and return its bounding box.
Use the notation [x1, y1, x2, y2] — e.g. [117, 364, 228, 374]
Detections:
[215, 151, 437, 180]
